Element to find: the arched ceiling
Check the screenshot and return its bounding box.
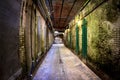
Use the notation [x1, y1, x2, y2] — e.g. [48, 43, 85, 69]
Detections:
[45, 0, 86, 32]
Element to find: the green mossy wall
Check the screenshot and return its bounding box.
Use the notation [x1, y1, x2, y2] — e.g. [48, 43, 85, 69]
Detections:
[64, 0, 120, 79]
[85, 1, 120, 77]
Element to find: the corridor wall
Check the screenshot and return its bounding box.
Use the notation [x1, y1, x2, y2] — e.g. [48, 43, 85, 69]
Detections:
[64, 0, 120, 79]
[0, 0, 54, 80]
[19, 0, 54, 78]
[0, 0, 22, 80]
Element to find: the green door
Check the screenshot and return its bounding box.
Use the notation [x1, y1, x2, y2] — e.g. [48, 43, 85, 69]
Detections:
[82, 19, 87, 58]
[76, 24, 79, 54]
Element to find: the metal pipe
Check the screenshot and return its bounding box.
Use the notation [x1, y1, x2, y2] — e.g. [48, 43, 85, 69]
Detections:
[48, 0, 52, 11]
[49, 0, 55, 26]
[48, 0, 54, 23]
[81, 0, 109, 19]
[37, 0, 46, 19]
[69, 0, 108, 28]
[77, 0, 91, 15]
[47, 0, 53, 25]
[58, 0, 64, 27]
[41, 0, 52, 23]
[65, 0, 91, 28]
[37, 0, 53, 33]
[62, 0, 77, 27]
[37, 0, 53, 27]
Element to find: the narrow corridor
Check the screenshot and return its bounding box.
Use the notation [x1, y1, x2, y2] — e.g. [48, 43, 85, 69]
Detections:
[33, 43, 101, 80]
[0, 0, 120, 80]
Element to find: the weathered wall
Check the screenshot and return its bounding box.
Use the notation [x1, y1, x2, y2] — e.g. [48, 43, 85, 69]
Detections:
[85, 1, 120, 79]
[0, 0, 22, 80]
[48, 29, 54, 47]
[0, 0, 54, 79]
[19, 0, 54, 78]
[64, 0, 120, 79]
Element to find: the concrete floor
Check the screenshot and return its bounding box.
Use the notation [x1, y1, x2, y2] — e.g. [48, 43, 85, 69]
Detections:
[33, 44, 101, 80]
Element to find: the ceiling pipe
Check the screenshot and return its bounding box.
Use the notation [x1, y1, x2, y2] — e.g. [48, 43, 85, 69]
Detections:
[58, 0, 64, 27]
[36, 1, 54, 33]
[48, 0, 55, 24]
[37, 0, 46, 19]
[50, 0, 55, 23]
[32, 0, 46, 19]
[68, 0, 108, 28]
[80, 0, 109, 19]
[38, 0, 54, 32]
[47, 0, 52, 11]
[40, 0, 53, 25]
[62, 0, 77, 28]
[77, 0, 91, 16]
[64, 0, 91, 27]
[46, 0, 54, 32]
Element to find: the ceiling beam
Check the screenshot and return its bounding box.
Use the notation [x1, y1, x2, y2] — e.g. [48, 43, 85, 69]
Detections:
[58, 0, 64, 27]
[62, 0, 77, 28]
[64, 0, 91, 27]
